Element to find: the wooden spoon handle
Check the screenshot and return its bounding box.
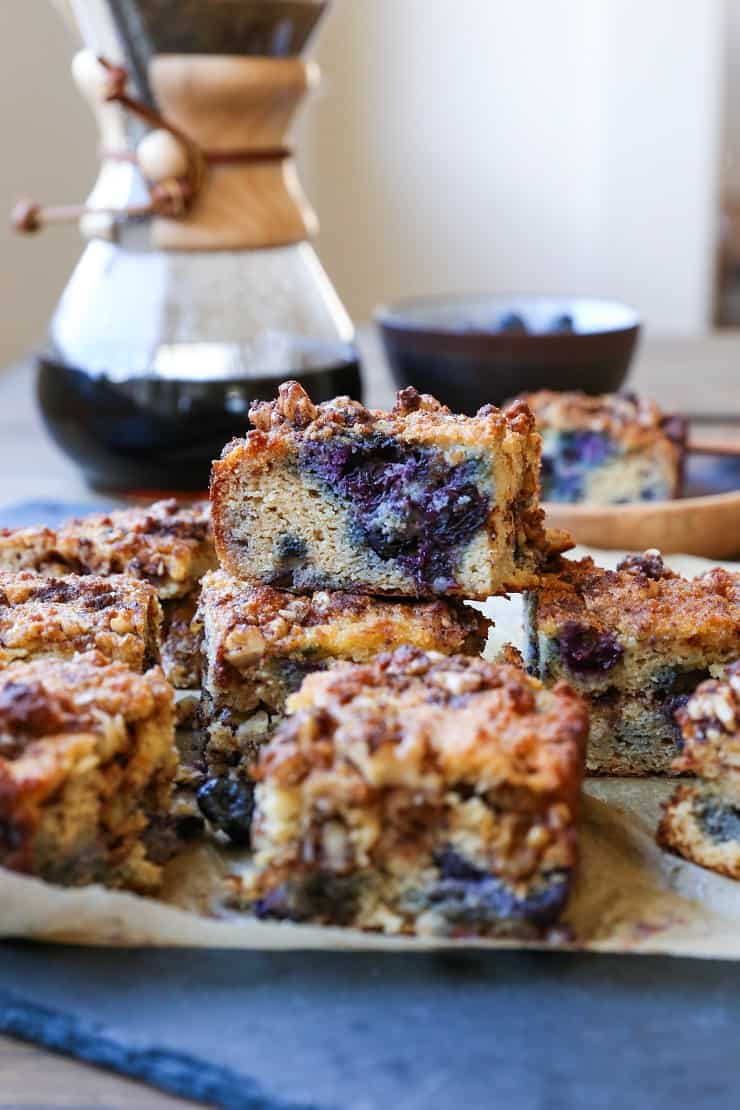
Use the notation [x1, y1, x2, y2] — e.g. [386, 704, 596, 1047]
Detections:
[687, 435, 740, 458]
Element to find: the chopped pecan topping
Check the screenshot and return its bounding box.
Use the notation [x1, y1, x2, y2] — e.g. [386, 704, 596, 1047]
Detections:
[0, 681, 67, 738]
[501, 399, 536, 434]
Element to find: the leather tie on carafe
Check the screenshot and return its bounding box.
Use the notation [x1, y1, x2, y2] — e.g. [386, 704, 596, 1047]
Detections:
[11, 54, 293, 234]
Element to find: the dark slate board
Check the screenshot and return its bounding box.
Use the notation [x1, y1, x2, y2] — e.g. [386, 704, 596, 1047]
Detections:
[1, 944, 740, 1110]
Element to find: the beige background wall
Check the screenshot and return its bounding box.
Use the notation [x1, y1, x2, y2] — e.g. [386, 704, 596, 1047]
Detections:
[0, 0, 726, 371]
[0, 1, 94, 369]
[305, 0, 724, 332]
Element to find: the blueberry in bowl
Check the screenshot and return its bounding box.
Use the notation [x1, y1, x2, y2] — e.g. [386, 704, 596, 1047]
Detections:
[376, 294, 641, 413]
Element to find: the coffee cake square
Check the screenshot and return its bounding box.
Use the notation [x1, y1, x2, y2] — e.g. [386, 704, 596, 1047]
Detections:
[524, 552, 740, 774]
[237, 648, 587, 937]
[55, 499, 215, 601]
[516, 391, 685, 505]
[212, 382, 569, 600]
[0, 500, 214, 601]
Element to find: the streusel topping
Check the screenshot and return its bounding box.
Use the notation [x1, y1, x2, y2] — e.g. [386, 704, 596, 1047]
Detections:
[0, 652, 172, 754]
[261, 647, 587, 803]
[535, 556, 740, 647]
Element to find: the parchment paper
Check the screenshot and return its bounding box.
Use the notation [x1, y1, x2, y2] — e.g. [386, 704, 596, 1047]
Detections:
[2, 548, 739, 957]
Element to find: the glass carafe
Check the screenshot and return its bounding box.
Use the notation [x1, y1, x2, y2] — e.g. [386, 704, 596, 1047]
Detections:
[34, 0, 359, 494]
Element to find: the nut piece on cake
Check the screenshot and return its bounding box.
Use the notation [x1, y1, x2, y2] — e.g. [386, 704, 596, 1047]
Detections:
[524, 553, 740, 774]
[512, 390, 686, 504]
[0, 501, 215, 689]
[0, 571, 162, 673]
[236, 647, 588, 937]
[658, 662, 740, 878]
[0, 654, 178, 892]
[211, 382, 570, 600]
[195, 571, 490, 839]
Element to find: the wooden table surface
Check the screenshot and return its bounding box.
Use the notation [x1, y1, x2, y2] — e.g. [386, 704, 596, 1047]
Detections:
[0, 330, 738, 1109]
[0, 1035, 193, 1109]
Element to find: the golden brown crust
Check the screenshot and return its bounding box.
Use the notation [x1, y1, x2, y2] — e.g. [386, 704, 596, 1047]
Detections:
[0, 501, 215, 601]
[0, 571, 162, 673]
[534, 555, 740, 649]
[200, 570, 488, 670]
[0, 653, 172, 745]
[262, 647, 588, 812]
[218, 383, 539, 486]
[247, 381, 535, 443]
[514, 390, 687, 452]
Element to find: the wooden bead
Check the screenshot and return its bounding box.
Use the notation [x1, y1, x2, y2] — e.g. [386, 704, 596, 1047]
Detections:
[71, 50, 112, 103]
[11, 200, 42, 234]
[136, 130, 189, 184]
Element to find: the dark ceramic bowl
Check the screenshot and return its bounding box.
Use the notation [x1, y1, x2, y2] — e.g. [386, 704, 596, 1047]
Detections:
[376, 294, 641, 413]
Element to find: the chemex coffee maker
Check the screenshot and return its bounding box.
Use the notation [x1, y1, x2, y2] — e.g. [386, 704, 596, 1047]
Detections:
[15, 0, 359, 494]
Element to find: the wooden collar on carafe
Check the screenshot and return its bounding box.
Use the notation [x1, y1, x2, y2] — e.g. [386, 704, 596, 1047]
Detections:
[12, 50, 318, 250]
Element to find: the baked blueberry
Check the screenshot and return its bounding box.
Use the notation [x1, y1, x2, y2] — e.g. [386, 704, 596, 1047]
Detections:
[196, 776, 255, 846]
[557, 621, 623, 675]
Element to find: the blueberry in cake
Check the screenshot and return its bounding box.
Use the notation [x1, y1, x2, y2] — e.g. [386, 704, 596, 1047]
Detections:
[0, 500, 215, 689]
[235, 647, 588, 937]
[658, 662, 740, 877]
[211, 381, 570, 600]
[0, 654, 178, 891]
[512, 391, 686, 504]
[0, 571, 162, 673]
[524, 552, 740, 774]
[195, 570, 489, 838]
